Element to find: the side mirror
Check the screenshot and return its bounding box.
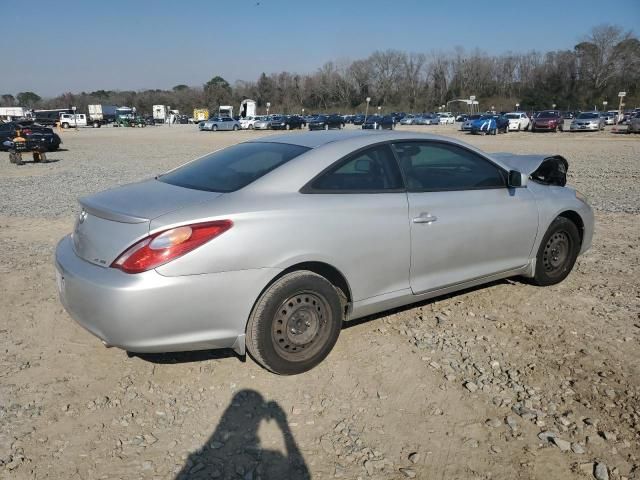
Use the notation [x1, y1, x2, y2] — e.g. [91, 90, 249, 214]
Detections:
[508, 170, 528, 188]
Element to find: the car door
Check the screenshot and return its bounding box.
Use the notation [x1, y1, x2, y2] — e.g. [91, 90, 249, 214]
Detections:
[301, 144, 410, 302]
[392, 141, 539, 294]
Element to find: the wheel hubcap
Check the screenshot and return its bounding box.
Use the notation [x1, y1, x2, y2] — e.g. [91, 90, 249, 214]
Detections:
[543, 231, 570, 273]
[272, 292, 328, 356]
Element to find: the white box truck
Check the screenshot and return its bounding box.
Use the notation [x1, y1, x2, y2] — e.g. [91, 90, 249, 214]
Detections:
[88, 105, 119, 127]
[153, 105, 170, 124]
[0, 107, 26, 121]
[219, 106, 233, 118]
[239, 99, 256, 118]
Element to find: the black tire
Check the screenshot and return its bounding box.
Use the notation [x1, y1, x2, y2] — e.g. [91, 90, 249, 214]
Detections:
[233, 125, 239, 131]
[246, 271, 344, 375]
[62, 123, 69, 129]
[249, 124, 254, 130]
[212, 125, 218, 132]
[532, 217, 581, 286]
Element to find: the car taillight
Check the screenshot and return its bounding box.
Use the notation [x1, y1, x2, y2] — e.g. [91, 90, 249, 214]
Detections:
[111, 220, 232, 274]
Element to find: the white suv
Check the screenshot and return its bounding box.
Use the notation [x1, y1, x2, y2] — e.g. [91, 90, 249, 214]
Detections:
[239, 116, 261, 130]
[505, 112, 530, 131]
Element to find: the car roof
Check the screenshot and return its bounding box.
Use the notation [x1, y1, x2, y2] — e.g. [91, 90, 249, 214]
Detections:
[248, 130, 467, 149]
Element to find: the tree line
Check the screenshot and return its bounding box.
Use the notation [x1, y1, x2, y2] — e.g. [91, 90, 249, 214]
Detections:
[2, 25, 638, 116]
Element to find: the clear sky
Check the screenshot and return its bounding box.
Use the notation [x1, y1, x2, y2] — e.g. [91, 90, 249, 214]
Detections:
[3, 0, 639, 97]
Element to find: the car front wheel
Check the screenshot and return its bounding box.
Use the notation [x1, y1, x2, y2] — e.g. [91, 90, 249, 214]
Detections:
[532, 217, 580, 286]
[246, 271, 344, 375]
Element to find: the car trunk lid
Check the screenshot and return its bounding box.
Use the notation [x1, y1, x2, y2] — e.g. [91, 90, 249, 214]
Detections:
[73, 179, 221, 267]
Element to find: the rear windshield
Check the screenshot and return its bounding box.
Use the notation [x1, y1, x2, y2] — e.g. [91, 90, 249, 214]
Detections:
[158, 142, 309, 192]
[577, 113, 598, 119]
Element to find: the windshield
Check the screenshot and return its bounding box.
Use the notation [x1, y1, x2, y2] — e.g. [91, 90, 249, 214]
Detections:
[468, 115, 481, 120]
[505, 114, 520, 119]
[158, 142, 310, 192]
[538, 111, 557, 118]
[577, 113, 599, 119]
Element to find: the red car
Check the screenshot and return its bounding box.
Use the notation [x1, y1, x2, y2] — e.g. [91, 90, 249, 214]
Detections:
[531, 110, 564, 132]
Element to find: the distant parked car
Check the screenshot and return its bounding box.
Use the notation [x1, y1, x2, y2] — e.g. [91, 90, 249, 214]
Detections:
[253, 116, 273, 130]
[504, 112, 530, 131]
[352, 115, 366, 126]
[362, 115, 395, 130]
[469, 115, 509, 135]
[400, 115, 417, 125]
[199, 117, 241, 131]
[600, 112, 615, 125]
[569, 112, 605, 132]
[308, 115, 344, 131]
[460, 114, 482, 131]
[270, 115, 307, 130]
[415, 114, 440, 125]
[627, 114, 640, 133]
[239, 116, 260, 130]
[531, 110, 564, 132]
[437, 112, 455, 125]
[455, 114, 468, 122]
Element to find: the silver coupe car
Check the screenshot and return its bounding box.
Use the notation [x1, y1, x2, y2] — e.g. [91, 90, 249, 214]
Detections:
[55, 131, 593, 374]
[198, 116, 241, 131]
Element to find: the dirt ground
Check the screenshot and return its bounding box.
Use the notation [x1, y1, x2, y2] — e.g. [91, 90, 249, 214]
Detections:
[1, 124, 638, 480]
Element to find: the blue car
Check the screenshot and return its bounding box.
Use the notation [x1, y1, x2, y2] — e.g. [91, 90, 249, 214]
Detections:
[470, 115, 509, 135]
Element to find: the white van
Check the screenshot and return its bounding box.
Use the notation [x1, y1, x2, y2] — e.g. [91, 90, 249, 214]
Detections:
[59, 113, 88, 128]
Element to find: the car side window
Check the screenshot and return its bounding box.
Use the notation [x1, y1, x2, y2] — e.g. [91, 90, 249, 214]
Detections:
[309, 145, 403, 192]
[393, 142, 506, 191]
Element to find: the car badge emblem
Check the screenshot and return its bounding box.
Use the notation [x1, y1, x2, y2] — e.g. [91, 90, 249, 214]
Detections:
[78, 209, 87, 224]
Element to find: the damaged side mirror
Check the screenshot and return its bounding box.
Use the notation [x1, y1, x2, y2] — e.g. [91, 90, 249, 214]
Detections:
[508, 170, 528, 188]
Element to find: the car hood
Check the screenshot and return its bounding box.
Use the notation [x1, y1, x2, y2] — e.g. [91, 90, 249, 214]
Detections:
[492, 153, 568, 186]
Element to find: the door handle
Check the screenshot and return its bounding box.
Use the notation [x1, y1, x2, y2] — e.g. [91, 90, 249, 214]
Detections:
[413, 214, 438, 224]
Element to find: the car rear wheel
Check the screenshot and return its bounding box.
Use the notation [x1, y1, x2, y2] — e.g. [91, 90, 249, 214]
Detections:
[212, 125, 218, 131]
[532, 217, 580, 286]
[233, 125, 239, 131]
[246, 271, 344, 375]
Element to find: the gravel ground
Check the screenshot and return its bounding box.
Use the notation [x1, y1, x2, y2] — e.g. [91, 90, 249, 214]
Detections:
[0, 124, 639, 480]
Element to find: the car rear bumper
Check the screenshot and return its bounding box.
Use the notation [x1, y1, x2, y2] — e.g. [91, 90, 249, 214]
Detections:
[54, 235, 280, 354]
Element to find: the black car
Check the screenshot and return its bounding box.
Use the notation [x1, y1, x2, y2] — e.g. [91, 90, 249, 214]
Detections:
[308, 115, 344, 131]
[362, 115, 395, 130]
[352, 114, 366, 125]
[270, 115, 307, 130]
[0, 121, 62, 152]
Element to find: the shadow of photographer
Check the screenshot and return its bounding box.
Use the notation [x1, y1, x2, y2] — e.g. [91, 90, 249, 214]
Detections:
[175, 389, 310, 480]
